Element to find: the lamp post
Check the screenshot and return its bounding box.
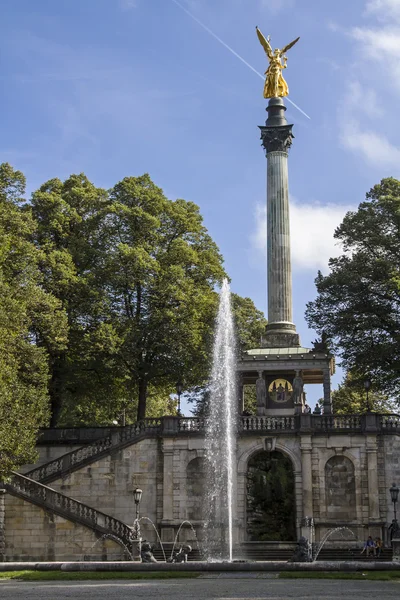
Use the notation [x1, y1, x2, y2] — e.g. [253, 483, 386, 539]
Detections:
[176, 380, 183, 416]
[133, 488, 142, 559]
[364, 379, 372, 412]
[390, 482, 399, 525]
[133, 488, 142, 523]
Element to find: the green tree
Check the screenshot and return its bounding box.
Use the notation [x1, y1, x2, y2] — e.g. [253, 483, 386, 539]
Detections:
[231, 293, 268, 352]
[30, 174, 114, 426]
[332, 373, 397, 415]
[305, 178, 400, 401]
[0, 163, 67, 477]
[103, 175, 226, 420]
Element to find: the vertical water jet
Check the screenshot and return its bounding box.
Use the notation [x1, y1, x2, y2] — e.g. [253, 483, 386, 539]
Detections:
[203, 279, 237, 561]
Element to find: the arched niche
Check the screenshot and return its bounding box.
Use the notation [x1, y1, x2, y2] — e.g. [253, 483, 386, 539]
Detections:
[325, 455, 356, 520]
[186, 457, 205, 521]
[246, 450, 296, 541]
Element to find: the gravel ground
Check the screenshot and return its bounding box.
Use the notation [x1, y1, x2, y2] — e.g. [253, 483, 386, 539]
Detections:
[1, 577, 400, 599]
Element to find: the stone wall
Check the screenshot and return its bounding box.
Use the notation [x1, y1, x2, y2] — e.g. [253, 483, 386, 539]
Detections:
[4, 495, 124, 562]
[3, 424, 400, 560]
[48, 438, 161, 540]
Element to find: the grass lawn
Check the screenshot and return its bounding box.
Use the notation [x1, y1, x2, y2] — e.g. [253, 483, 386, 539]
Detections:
[279, 571, 400, 581]
[0, 571, 200, 582]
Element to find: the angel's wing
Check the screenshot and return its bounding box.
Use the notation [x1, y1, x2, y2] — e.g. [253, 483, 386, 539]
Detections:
[256, 26, 273, 60]
[281, 37, 300, 54]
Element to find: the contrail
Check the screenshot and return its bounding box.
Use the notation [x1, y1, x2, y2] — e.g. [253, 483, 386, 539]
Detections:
[171, 0, 311, 120]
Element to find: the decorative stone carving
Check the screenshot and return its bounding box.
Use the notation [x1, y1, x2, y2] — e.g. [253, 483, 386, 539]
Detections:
[259, 125, 294, 154]
[140, 540, 157, 562]
[256, 371, 267, 416]
[167, 544, 192, 563]
[292, 370, 304, 405]
[288, 536, 312, 562]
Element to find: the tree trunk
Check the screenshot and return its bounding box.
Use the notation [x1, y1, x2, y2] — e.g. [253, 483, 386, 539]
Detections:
[137, 378, 148, 421]
[49, 353, 66, 427]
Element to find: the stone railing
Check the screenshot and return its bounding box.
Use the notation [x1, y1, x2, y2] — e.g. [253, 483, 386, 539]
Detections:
[26, 413, 400, 485]
[380, 414, 400, 432]
[27, 418, 163, 484]
[312, 415, 362, 432]
[241, 416, 296, 432]
[178, 417, 206, 432]
[6, 473, 133, 547]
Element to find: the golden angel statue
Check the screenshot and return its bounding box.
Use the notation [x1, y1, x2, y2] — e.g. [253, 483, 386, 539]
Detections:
[256, 27, 300, 98]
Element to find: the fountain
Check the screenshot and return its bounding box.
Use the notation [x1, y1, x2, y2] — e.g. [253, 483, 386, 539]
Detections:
[203, 279, 237, 562]
[312, 526, 356, 562]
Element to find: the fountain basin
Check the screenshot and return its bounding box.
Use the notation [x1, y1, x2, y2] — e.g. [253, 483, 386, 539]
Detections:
[1, 560, 400, 572]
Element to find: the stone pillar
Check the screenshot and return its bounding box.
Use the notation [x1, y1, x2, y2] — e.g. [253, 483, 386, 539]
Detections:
[300, 436, 313, 533]
[0, 488, 5, 562]
[365, 435, 380, 521]
[322, 367, 332, 415]
[161, 441, 174, 541]
[259, 97, 299, 348]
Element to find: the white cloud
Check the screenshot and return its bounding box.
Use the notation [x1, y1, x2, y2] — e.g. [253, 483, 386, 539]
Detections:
[251, 198, 354, 272]
[350, 25, 400, 59]
[335, 2, 400, 167]
[365, 0, 400, 21]
[340, 118, 400, 168]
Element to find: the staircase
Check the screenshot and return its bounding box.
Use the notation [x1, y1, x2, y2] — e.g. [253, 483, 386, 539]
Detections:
[6, 473, 134, 550]
[26, 418, 162, 484]
[5, 419, 164, 559]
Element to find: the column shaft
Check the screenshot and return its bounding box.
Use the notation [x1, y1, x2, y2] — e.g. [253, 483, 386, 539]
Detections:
[267, 151, 293, 326]
[301, 437, 313, 519]
[366, 437, 380, 521]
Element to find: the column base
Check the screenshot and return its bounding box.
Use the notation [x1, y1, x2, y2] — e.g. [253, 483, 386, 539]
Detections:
[261, 322, 300, 348]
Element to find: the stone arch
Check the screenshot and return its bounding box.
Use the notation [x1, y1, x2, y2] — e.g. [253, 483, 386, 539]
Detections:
[238, 441, 301, 476]
[325, 455, 356, 520]
[186, 457, 205, 521]
[237, 441, 302, 541]
[245, 448, 297, 541]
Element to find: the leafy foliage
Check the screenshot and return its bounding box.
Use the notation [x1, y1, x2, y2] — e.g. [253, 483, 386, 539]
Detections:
[29, 172, 228, 423]
[1, 164, 267, 431]
[0, 164, 67, 477]
[332, 373, 397, 415]
[306, 178, 400, 402]
[246, 451, 296, 541]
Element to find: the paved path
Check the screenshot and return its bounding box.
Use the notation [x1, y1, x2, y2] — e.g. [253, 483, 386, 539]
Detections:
[1, 577, 400, 599]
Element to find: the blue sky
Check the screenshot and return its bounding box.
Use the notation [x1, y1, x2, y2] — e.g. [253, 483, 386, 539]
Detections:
[2, 0, 400, 410]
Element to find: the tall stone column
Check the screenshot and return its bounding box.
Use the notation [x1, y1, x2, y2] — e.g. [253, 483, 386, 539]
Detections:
[260, 97, 299, 347]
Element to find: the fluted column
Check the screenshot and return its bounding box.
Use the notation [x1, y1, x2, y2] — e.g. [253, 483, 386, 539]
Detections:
[267, 151, 293, 324]
[259, 97, 299, 347]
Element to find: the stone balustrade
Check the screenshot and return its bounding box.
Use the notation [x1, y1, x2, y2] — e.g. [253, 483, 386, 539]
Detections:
[28, 418, 163, 484]
[27, 413, 399, 485]
[6, 473, 133, 547]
